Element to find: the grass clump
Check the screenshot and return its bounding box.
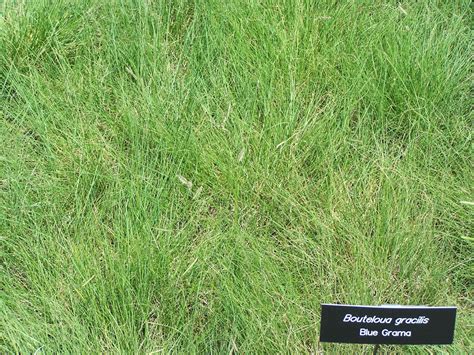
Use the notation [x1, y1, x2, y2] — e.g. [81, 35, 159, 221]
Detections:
[1, 1, 472, 353]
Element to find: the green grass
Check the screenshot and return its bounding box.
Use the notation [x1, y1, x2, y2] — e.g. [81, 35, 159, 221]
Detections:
[1, 0, 472, 353]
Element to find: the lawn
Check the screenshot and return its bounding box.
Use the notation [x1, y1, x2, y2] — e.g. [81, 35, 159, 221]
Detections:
[1, 0, 472, 353]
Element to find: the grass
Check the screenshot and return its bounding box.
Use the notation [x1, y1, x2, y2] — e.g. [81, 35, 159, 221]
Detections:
[0, 0, 472, 353]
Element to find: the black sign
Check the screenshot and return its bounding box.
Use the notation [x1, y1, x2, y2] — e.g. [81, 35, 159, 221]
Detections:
[320, 304, 456, 345]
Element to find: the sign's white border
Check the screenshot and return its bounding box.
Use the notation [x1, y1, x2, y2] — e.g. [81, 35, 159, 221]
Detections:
[322, 304, 456, 309]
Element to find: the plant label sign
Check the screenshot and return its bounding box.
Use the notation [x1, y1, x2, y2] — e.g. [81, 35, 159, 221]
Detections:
[320, 304, 456, 345]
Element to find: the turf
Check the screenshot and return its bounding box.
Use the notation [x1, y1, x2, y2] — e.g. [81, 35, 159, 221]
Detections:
[1, 0, 472, 353]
